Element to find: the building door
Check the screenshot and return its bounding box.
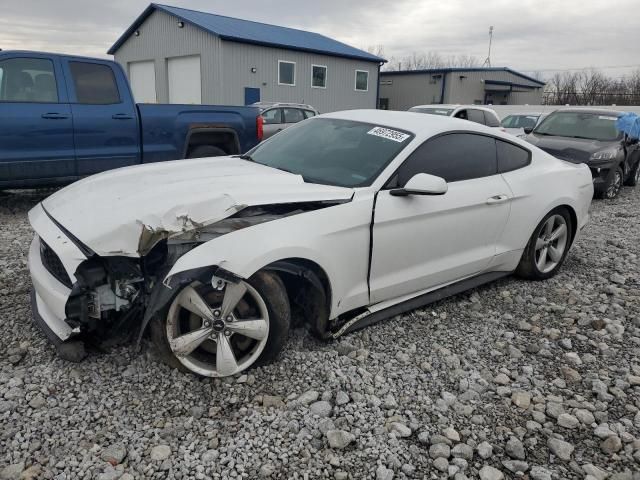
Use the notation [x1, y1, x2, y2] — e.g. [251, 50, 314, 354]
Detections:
[129, 60, 157, 103]
[168, 55, 201, 104]
[244, 87, 260, 105]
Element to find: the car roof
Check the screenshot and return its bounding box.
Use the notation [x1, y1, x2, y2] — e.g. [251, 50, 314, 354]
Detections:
[552, 108, 624, 116]
[411, 104, 496, 111]
[321, 109, 503, 140]
[254, 102, 317, 110]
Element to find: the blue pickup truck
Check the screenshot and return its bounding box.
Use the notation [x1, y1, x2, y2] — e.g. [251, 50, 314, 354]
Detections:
[0, 51, 263, 189]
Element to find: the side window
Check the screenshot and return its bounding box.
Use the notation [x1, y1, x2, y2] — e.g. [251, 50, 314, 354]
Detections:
[396, 133, 497, 185]
[454, 109, 468, 120]
[283, 108, 305, 123]
[467, 109, 486, 125]
[69, 62, 120, 104]
[261, 108, 282, 125]
[496, 139, 531, 173]
[483, 111, 500, 127]
[0, 57, 58, 103]
[303, 110, 316, 119]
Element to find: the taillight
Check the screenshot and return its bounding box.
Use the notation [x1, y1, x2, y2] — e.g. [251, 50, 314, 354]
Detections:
[256, 115, 264, 141]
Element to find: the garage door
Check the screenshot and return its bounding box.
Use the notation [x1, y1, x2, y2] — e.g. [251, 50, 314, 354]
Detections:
[167, 55, 201, 104]
[128, 60, 157, 103]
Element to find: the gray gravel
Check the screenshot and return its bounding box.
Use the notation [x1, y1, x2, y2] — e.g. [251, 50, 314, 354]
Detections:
[1, 186, 639, 479]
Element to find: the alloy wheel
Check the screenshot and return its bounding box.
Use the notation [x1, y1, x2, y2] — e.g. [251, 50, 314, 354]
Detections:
[606, 170, 622, 199]
[534, 214, 569, 274]
[166, 280, 269, 377]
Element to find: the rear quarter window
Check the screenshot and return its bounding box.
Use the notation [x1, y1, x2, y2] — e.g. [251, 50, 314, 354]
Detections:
[484, 111, 500, 127]
[497, 139, 531, 173]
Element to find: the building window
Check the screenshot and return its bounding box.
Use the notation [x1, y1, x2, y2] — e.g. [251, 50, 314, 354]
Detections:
[355, 70, 369, 91]
[278, 60, 296, 86]
[311, 65, 327, 88]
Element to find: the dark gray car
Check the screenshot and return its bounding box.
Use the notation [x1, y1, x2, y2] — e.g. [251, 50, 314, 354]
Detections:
[525, 109, 640, 199]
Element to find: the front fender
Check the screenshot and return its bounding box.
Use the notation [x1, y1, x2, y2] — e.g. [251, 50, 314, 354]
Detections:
[164, 194, 375, 318]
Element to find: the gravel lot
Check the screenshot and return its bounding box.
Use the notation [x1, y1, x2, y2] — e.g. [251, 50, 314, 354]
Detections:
[1, 187, 639, 480]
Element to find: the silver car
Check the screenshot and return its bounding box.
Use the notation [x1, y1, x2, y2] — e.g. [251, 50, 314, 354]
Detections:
[255, 102, 319, 139]
[408, 104, 505, 132]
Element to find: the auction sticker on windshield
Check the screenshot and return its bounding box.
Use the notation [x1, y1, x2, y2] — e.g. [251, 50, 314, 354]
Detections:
[367, 126, 410, 143]
[599, 116, 618, 121]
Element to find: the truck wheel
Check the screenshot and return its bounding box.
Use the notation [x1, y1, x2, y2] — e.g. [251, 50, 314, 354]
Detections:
[150, 271, 290, 377]
[187, 145, 226, 158]
[624, 160, 640, 187]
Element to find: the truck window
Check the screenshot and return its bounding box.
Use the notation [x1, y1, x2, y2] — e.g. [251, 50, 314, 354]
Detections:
[0, 57, 58, 103]
[69, 62, 120, 104]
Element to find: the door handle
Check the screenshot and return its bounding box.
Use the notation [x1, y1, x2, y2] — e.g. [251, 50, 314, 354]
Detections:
[41, 113, 69, 119]
[486, 194, 509, 205]
[112, 113, 133, 120]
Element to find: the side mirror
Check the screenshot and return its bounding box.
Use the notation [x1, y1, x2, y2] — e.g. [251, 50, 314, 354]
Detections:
[523, 127, 534, 134]
[390, 173, 448, 196]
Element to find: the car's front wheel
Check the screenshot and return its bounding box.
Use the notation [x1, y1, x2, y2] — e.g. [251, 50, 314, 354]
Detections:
[597, 166, 623, 199]
[516, 208, 573, 280]
[151, 271, 290, 377]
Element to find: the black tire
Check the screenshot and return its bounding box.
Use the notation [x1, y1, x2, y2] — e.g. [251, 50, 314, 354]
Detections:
[186, 145, 226, 158]
[515, 207, 573, 281]
[596, 165, 623, 199]
[150, 270, 290, 376]
[624, 160, 640, 187]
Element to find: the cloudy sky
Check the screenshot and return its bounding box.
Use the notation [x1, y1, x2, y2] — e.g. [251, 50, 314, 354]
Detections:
[2, 0, 639, 79]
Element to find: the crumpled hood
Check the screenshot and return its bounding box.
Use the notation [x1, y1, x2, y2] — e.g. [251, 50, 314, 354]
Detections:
[41, 157, 353, 256]
[526, 134, 619, 163]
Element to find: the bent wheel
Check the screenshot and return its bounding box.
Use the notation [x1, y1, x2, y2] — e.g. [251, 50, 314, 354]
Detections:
[152, 271, 290, 377]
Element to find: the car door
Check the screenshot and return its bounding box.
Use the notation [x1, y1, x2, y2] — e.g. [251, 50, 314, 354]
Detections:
[369, 132, 512, 303]
[261, 108, 283, 139]
[0, 54, 75, 186]
[62, 58, 140, 176]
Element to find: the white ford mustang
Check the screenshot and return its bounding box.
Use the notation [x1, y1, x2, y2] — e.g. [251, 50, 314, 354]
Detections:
[28, 110, 593, 377]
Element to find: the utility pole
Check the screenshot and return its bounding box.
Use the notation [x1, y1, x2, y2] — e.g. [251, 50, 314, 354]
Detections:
[482, 26, 494, 67]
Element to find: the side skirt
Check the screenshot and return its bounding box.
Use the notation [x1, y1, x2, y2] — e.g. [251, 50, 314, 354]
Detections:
[330, 271, 510, 338]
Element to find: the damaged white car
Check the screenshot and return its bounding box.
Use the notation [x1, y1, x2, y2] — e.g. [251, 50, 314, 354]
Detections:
[28, 110, 593, 377]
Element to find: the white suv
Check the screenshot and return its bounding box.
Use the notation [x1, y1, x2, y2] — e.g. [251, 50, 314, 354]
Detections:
[254, 102, 319, 139]
[409, 104, 504, 131]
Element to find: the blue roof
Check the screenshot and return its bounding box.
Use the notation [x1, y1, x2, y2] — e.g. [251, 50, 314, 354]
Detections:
[381, 67, 545, 86]
[108, 3, 385, 63]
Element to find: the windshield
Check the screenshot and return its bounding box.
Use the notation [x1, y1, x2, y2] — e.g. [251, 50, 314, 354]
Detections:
[534, 112, 621, 141]
[246, 118, 414, 187]
[501, 114, 540, 129]
[409, 107, 454, 116]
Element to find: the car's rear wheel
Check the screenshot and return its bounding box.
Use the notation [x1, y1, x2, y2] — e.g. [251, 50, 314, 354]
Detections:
[187, 145, 226, 158]
[516, 208, 573, 280]
[151, 271, 290, 377]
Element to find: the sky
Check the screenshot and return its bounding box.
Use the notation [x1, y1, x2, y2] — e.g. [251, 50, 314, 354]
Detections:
[1, 0, 639, 80]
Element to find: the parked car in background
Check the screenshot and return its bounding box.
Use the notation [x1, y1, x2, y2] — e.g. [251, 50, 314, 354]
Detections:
[28, 110, 592, 377]
[501, 113, 547, 138]
[254, 102, 319, 139]
[408, 104, 504, 131]
[0, 51, 263, 189]
[525, 108, 639, 199]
